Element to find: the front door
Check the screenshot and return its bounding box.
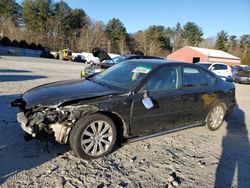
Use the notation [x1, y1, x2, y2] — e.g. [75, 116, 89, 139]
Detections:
[130, 65, 184, 136]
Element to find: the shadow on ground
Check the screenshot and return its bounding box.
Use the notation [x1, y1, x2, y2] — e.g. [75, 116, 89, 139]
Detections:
[0, 69, 31, 73]
[215, 105, 250, 187]
[0, 75, 47, 82]
[0, 94, 69, 185]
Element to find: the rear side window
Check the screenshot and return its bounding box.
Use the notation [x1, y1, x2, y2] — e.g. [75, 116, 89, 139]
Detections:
[201, 69, 216, 86]
[212, 64, 227, 70]
[183, 67, 207, 88]
[198, 63, 212, 69]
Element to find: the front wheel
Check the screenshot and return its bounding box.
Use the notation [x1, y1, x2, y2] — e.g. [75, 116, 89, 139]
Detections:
[69, 113, 117, 159]
[206, 103, 226, 131]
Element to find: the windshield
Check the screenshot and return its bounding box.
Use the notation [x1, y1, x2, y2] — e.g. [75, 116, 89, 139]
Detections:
[105, 55, 128, 64]
[198, 63, 212, 69]
[92, 62, 154, 90]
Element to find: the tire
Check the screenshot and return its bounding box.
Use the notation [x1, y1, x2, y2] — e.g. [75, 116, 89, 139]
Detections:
[206, 103, 226, 131]
[69, 113, 117, 159]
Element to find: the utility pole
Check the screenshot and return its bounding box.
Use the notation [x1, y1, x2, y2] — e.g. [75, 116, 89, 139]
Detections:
[107, 40, 111, 53]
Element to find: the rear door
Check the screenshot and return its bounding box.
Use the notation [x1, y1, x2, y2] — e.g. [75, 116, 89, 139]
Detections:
[131, 65, 185, 136]
[182, 66, 217, 125]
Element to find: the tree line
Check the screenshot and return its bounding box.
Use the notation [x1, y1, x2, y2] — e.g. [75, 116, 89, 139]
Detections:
[0, 0, 249, 64]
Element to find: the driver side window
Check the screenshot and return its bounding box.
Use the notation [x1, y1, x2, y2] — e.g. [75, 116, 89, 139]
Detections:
[146, 66, 180, 92]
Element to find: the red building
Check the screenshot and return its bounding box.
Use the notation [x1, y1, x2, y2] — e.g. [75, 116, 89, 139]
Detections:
[167, 46, 241, 66]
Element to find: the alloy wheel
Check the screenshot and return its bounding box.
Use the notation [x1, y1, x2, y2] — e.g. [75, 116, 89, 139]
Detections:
[208, 105, 225, 129]
[80, 121, 113, 156]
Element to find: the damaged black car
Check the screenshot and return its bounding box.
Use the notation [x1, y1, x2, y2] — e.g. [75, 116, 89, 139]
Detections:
[11, 59, 236, 159]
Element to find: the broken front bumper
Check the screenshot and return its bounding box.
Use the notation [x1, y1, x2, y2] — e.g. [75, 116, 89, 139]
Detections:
[17, 111, 71, 143]
[17, 111, 36, 137]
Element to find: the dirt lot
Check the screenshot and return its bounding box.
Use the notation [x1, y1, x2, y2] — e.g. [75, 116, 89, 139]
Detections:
[0, 56, 250, 188]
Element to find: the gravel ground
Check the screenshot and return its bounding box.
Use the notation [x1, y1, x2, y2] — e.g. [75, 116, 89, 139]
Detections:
[0, 56, 250, 188]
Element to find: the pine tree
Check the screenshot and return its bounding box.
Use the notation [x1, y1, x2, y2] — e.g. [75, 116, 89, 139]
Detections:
[181, 22, 203, 46]
[239, 35, 250, 55]
[0, 0, 22, 38]
[215, 30, 228, 52]
[105, 18, 127, 53]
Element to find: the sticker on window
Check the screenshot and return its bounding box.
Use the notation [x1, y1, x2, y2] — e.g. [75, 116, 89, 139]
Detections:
[132, 65, 152, 74]
[184, 67, 199, 73]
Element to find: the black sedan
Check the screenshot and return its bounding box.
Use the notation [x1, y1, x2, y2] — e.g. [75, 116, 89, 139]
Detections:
[11, 60, 236, 159]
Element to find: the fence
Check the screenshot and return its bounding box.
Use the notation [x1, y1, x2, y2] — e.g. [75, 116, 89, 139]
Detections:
[0, 45, 42, 57]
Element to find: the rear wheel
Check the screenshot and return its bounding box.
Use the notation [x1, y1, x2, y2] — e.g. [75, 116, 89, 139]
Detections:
[206, 103, 226, 131]
[69, 113, 117, 159]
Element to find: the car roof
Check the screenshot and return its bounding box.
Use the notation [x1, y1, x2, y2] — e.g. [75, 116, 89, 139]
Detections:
[197, 62, 212, 64]
[125, 59, 195, 67]
[122, 54, 163, 59]
[197, 62, 228, 66]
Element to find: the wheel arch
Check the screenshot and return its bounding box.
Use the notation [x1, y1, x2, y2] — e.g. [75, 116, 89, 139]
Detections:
[63, 104, 129, 144]
[205, 100, 227, 123]
[98, 110, 129, 143]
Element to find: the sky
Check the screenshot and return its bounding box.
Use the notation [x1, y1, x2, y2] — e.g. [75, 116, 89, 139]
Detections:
[17, 0, 250, 38]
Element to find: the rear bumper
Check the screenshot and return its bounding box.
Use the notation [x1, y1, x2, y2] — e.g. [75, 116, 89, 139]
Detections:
[17, 111, 36, 137]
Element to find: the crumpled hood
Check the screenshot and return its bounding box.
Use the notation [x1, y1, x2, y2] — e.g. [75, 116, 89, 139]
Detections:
[22, 79, 120, 109]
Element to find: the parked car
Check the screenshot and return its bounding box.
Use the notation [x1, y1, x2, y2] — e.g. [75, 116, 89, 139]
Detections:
[58, 49, 73, 61]
[72, 54, 85, 63]
[82, 52, 100, 64]
[80, 52, 120, 64]
[11, 59, 236, 159]
[233, 66, 250, 84]
[197, 62, 233, 78]
[81, 49, 164, 78]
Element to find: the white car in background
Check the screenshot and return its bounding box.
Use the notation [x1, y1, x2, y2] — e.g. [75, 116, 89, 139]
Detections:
[81, 52, 100, 64]
[70, 51, 120, 64]
[81, 52, 120, 64]
[197, 62, 233, 78]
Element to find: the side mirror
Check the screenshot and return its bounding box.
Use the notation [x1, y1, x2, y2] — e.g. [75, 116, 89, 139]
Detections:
[210, 67, 215, 71]
[221, 76, 233, 82]
[142, 97, 154, 109]
[141, 89, 154, 109]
